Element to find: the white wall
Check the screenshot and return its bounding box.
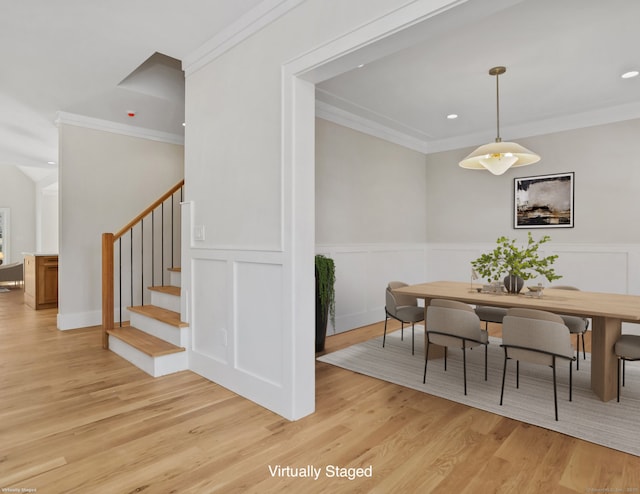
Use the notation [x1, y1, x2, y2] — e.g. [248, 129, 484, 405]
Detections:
[424, 119, 640, 334]
[424, 120, 640, 295]
[315, 117, 640, 337]
[0, 164, 36, 263]
[35, 174, 59, 254]
[426, 119, 640, 245]
[316, 118, 427, 244]
[183, 0, 454, 420]
[316, 118, 428, 332]
[58, 124, 183, 330]
[39, 189, 58, 254]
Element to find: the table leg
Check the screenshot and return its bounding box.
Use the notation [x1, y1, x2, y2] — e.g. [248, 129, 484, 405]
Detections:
[590, 316, 621, 402]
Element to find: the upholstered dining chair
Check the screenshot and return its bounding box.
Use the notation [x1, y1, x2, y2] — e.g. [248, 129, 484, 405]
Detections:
[550, 285, 590, 370]
[475, 305, 507, 331]
[500, 308, 576, 421]
[424, 299, 488, 395]
[614, 334, 640, 402]
[384, 281, 424, 355]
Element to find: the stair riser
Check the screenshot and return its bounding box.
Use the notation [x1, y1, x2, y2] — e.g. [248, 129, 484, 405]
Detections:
[109, 336, 187, 377]
[150, 291, 181, 313]
[169, 270, 181, 287]
[130, 312, 189, 347]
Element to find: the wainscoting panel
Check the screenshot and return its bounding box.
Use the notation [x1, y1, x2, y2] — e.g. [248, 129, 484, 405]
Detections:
[191, 258, 228, 363]
[549, 249, 629, 294]
[233, 260, 284, 386]
[320, 243, 640, 335]
[317, 244, 427, 334]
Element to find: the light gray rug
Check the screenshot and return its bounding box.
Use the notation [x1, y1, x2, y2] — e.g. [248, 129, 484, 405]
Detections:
[318, 327, 640, 457]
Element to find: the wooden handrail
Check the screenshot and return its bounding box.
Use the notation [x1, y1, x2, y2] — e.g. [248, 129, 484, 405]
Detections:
[114, 180, 184, 240]
[102, 179, 184, 349]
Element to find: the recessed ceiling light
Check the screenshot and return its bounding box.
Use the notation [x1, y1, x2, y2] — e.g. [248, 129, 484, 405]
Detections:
[621, 70, 639, 79]
[357, 64, 364, 69]
[182, 122, 186, 127]
[47, 161, 56, 165]
[447, 114, 458, 119]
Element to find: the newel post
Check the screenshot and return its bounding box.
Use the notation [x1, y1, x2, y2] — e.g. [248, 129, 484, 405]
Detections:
[102, 232, 114, 349]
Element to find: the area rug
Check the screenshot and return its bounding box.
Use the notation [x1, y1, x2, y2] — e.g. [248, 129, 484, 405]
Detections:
[318, 327, 640, 456]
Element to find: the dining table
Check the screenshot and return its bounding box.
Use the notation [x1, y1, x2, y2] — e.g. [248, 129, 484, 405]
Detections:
[394, 280, 640, 402]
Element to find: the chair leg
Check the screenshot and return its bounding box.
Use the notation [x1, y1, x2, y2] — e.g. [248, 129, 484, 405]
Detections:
[462, 345, 467, 396]
[623, 359, 626, 387]
[581, 333, 586, 360]
[383, 315, 388, 348]
[423, 339, 430, 383]
[552, 359, 558, 421]
[500, 351, 508, 406]
[516, 361, 520, 389]
[484, 345, 488, 381]
[575, 334, 580, 371]
[401, 322, 404, 341]
[411, 323, 415, 355]
[617, 357, 621, 402]
[444, 347, 447, 371]
[569, 360, 573, 402]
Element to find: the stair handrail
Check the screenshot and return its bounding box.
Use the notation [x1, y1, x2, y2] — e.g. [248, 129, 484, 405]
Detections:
[102, 179, 184, 349]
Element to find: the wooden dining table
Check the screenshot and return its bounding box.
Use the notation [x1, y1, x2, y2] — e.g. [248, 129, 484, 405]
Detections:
[394, 280, 640, 402]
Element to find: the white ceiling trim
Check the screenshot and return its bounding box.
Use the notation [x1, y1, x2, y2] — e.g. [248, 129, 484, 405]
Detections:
[426, 101, 640, 154]
[316, 100, 640, 156]
[316, 101, 429, 154]
[55, 112, 184, 145]
[183, 0, 307, 76]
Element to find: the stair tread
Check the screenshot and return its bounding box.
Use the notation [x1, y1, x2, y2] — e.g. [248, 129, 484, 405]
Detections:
[168, 267, 181, 273]
[107, 327, 185, 357]
[148, 285, 181, 296]
[128, 305, 188, 327]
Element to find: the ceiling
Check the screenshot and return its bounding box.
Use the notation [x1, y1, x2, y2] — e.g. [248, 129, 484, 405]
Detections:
[0, 0, 264, 182]
[317, 0, 640, 154]
[2, 0, 640, 183]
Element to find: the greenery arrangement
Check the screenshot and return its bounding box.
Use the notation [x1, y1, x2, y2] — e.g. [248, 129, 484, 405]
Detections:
[471, 232, 562, 283]
[315, 254, 336, 329]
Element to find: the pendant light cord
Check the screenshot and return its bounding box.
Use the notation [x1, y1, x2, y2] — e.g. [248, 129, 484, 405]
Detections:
[495, 70, 501, 143]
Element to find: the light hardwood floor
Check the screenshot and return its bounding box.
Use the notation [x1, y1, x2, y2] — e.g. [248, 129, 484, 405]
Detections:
[1, 285, 638, 493]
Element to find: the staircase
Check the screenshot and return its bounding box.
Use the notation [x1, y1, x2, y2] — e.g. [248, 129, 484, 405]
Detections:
[106, 267, 188, 377]
[102, 181, 188, 377]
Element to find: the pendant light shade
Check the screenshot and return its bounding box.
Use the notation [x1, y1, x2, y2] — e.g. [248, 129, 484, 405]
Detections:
[459, 66, 540, 175]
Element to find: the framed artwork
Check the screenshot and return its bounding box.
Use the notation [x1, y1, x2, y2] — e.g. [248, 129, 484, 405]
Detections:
[514, 172, 574, 229]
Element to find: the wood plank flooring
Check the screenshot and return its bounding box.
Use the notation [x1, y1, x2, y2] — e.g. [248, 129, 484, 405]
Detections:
[1, 285, 638, 493]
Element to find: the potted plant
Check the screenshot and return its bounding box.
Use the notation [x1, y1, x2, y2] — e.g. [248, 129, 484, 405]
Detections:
[315, 254, 336, 352]
[471, 232, 561, 293]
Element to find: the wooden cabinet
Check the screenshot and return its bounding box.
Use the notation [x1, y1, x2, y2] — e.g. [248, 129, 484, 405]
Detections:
[24, 254, 58, 310]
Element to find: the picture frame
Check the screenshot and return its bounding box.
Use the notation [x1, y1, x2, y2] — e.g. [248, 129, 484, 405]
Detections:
[514, 172, 574, 229]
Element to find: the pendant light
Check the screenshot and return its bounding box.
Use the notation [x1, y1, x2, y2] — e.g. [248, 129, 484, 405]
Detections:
[459, 66, 540, 175]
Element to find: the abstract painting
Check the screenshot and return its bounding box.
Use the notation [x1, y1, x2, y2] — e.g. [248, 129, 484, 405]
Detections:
[514, 172, 574, 228]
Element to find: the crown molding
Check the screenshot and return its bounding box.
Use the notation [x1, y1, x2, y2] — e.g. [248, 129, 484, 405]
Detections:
[316, 101, 430, 154]
[55, 112, 184, 145]
[316, 101, 640, 156]
[426, 101, 640, 153]
[183, 0, 306, 76]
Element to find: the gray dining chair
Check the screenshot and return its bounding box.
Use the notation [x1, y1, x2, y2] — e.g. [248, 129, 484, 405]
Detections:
[550, 286, 590, 370]
[384, 281, 424, 355]
[500, 308, 575, 421]
[475, 305, 507, 331]
[614, 334, 640, 402]
[424, 299, 488, 395]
